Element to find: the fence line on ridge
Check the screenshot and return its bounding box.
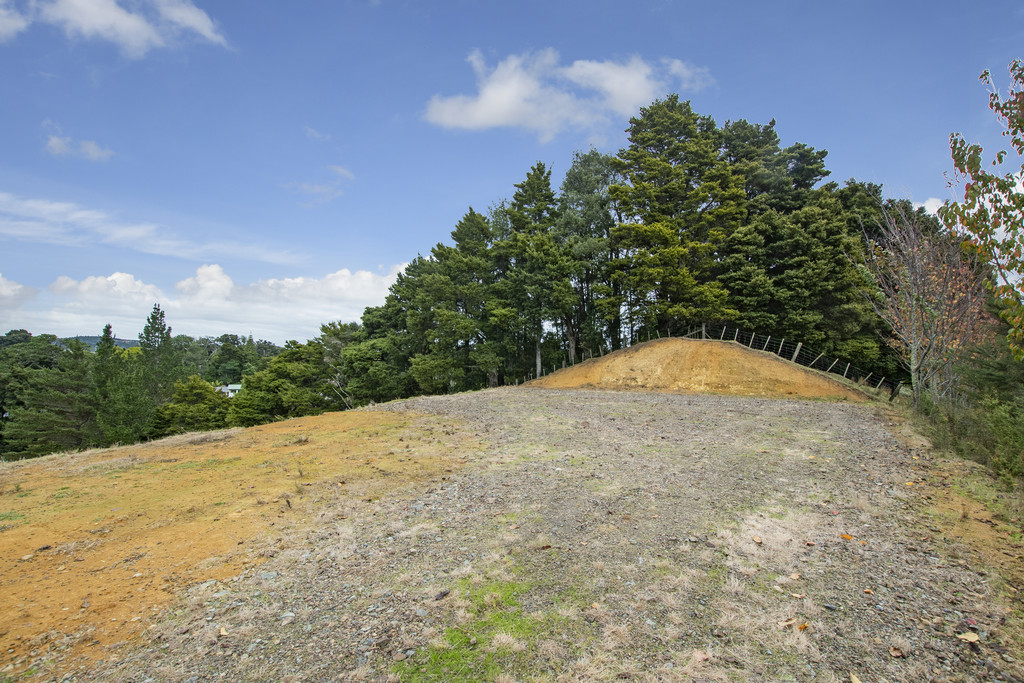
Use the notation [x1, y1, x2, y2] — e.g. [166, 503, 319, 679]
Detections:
[677, 323, 900, 397]
[515, 324, 902, 399]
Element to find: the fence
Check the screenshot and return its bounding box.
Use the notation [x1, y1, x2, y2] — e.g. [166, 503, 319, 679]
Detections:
[677, 323, 900, 397]
[514, 323, 902, 399]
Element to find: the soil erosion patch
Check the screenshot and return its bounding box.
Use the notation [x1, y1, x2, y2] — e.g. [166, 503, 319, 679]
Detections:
[0, 411, 475, 676]
[87, 389, 1023, 682]
[531, 338, 867, 401]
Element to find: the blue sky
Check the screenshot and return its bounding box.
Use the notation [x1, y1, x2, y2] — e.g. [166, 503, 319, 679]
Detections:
[1, 0, 1022, 344]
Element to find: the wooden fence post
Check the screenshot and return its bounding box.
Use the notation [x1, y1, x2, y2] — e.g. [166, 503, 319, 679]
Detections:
[762, 335, 771, 351]
[843, 363, 850, 378]
[790, 342, 802, 363]
[826, 358, 839, 373]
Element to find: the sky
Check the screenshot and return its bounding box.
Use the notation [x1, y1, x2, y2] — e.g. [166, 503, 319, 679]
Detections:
[1, 0, 1022, 344]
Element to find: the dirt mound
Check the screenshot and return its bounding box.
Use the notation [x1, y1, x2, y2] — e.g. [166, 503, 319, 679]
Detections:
[530, 338, 868, 401]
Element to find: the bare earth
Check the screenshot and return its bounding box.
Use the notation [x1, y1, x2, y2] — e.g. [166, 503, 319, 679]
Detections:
[2, 340, 1022, 682]
[531, 338, 867, 403]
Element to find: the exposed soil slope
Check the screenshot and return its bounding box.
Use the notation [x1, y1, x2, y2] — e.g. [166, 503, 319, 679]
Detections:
[0, 412, 474, 678]
[83, 390, 1023, 682]
[530, 338, 868, 402]
[2, 347, 1021, 682]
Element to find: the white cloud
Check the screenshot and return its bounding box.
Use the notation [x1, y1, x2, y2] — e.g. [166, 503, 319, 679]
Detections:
[425, 49, 715, 141]
[913, 197, 945, 215]
[0, 0, 30, 41]
[12, 0, 225, 57]
[2, 264, 403, 343]
[46, 133, 114, 161]
[153, 0, 225, 46]
[40, 0, 165, 57]
[0, 190, 299, 264]
[664, 59, 715, 93]
[0, 272, 36, 308]
[561, 55, 660, 117]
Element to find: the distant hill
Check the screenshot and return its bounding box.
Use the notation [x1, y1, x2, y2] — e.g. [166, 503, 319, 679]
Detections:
[66, 335, 140, 351]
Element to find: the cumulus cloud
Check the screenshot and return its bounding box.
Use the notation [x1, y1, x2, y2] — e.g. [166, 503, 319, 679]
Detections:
[0, 272, 36, 308]
[3, 264, 403, 343]
[9, 0, 225, 57]
[913, 197, 945, 216]
[425, 49, 715, 141]
[46, 133, 114, 161]
[0, 0, 30, 40]
[0, 190, 299, 264]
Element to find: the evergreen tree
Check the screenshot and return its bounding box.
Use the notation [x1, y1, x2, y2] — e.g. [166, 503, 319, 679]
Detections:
[555, 149, 621, 360]
[720, 119, 829, 214]
[227, 340, 341, 426]
[139, 304, 180, 403]
[609, 95, 745, 338]
[2, 340, 99, 458]
[151, 375, 230, 437]
[0, 332, 63, 458]
[492, 162, 563, 377]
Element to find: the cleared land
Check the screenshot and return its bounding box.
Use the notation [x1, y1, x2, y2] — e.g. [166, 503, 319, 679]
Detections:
[531, 338, 868, 402]
[1, 340, 1022, 681]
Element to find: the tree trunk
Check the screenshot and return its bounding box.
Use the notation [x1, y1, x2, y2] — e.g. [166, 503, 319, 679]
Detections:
[535, 337, 543, 378]
[564, 315, 578, 365]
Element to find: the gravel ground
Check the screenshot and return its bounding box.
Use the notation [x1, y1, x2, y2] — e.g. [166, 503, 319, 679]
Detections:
[76, 388, 1022, 682]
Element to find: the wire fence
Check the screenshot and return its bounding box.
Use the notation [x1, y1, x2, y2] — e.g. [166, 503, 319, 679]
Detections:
[515, 323, 902, 399]
[677, 323, 901, 397]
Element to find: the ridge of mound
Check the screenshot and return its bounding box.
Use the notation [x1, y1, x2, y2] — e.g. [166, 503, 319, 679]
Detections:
[529, 337, 868, 401]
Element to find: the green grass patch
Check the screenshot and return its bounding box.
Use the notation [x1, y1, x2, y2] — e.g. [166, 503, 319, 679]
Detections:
[0, 510, 25, 522]
[52, 486, 76, 500]
[394, 578, 579, 682]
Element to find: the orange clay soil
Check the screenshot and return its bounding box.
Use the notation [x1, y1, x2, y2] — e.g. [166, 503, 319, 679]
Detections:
[530, 337, 869, 401]
[0, 410, 476, 676]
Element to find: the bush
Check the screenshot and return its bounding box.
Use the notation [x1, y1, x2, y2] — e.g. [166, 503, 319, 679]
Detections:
[934, 396, 1024, 485]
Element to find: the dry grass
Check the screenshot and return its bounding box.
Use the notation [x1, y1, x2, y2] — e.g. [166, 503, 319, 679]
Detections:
[488, 632, 527, 653]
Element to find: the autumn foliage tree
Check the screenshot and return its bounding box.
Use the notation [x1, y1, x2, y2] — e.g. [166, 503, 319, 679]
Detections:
[862, 207, 989, 407]
[940, 60, 1024, 359]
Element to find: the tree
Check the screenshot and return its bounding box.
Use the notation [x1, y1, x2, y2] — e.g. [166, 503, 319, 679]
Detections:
[493, 162, 563, 377]
[2, 340, 99, 458]
[318, 321, 362, 408]
[138, 304, 180, 403]
[940, 60, 1024, 359]
[609, 95, 745, 339]
[720, 118, 829, 215]
[206, 334, 260, 385]
[151, 375, 230, 437]
[227, 340, 341, 427]
[0, 332, 63, 457]
[718, 189, 883, 367]
[862, 206, 990, 407]
[555, 149, 621, 360]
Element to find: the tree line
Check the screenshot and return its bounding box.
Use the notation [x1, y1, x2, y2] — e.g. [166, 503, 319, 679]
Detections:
[0, 310, 284, 459]
[3, 84, 1023, 484]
